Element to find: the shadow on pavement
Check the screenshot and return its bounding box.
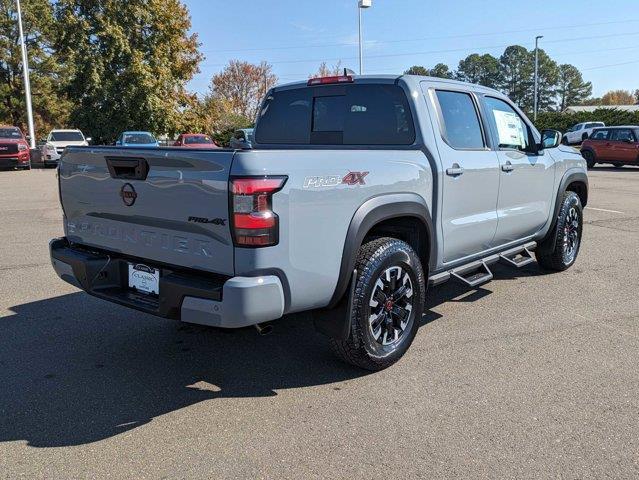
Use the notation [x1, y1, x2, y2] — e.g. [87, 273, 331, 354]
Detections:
[0, 293, 365, 448]
[0, 261, 545, 448]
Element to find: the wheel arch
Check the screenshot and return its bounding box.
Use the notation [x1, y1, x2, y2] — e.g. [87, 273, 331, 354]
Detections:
[537, 169, 588, 254]
[327, 193, 434, 309]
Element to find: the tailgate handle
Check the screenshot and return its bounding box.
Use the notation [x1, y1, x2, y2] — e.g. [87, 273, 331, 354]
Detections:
[105, 157, 149, 180]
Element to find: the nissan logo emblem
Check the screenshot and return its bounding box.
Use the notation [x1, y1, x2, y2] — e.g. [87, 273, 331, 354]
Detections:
[120, 183, 137, 206]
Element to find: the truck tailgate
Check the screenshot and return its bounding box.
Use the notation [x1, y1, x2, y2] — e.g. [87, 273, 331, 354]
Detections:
[59, 147, 236, 276]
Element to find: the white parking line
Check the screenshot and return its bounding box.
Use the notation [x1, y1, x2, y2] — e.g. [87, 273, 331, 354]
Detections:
[585, 207, 625, 214]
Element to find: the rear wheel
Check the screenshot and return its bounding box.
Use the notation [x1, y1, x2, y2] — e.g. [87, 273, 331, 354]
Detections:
[537, 191, 583, 272]
[582, 150, 596, 169]
[613, 162, 623, 168]
[330, 237, 425, 371]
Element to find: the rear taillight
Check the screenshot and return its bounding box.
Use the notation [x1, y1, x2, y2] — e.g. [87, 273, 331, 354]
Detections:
[230, 176, 287, 247]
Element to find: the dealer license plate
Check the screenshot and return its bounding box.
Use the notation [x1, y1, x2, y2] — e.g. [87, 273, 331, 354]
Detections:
[128, 263, 159, 295]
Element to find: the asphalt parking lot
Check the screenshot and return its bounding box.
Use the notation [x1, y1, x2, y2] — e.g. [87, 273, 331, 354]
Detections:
[1, 167, 638, 479]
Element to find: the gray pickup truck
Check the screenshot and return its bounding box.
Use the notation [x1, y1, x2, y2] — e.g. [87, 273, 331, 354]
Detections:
[50, 74, 588, 370]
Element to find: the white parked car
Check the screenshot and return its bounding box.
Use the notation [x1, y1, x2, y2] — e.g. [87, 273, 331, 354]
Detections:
[562, 122, 605, 145]
[42, 129, 91, 166]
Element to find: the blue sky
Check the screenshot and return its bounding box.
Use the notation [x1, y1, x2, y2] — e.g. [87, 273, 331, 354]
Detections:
[184, 0, 639, 98]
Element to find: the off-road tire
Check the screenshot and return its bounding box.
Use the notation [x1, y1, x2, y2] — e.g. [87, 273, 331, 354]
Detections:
[582, 149, 596, 169]
[537, 191, 583, 272]
[330, 237, 425, 371]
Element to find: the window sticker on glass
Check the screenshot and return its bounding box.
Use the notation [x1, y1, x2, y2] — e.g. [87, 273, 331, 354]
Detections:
[493, 110, 526, 148]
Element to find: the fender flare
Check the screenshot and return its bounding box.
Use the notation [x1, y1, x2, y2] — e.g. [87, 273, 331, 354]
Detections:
[538, 169, 588, 254]
[327, 193, 435, 309]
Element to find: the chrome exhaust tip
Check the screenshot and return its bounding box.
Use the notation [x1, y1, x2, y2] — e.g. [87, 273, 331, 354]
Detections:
[254, 322, 273, 336]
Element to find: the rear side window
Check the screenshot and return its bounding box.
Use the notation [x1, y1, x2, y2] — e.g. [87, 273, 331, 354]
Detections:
[591, 129, 609, 140]
[611, 129, 635, 142]
[255, 84, 415, 145]
[434, 90, 484, 149]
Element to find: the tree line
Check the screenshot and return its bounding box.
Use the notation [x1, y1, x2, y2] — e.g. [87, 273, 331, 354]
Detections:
[404, 47, 637, 112]
[1, 0, 638, 144]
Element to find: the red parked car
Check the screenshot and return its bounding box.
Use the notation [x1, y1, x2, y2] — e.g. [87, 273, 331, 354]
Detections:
[581, 126, 639, 169]
[173, 133, 220, 148]
[0, 125, 31, 170]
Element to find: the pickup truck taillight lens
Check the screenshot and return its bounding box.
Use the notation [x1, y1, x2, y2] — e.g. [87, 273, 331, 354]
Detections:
[231, 176, 287, 247]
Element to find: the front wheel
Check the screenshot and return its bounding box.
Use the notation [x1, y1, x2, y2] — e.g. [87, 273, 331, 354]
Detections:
[537, 191, 583, 272]
[330, 237, 425, 371]
[613, 163, 623, 168]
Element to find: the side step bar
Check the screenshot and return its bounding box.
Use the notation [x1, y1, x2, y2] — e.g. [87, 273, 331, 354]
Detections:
[451, 260, 493, 288]
[499, 245, 535, 268]
[429, 241, 537, 288]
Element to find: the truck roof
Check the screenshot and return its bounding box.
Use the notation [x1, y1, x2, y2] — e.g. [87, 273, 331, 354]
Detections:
[274, 74, 503, 96]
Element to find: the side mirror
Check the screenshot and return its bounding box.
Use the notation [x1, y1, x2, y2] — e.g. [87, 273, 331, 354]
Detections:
[86, 137, 92, 142]
[540, 129, 561, 150]
[115, 140, 121, 146]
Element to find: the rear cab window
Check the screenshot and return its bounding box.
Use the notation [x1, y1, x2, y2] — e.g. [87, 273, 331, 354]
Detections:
[255, 83, 416, 146]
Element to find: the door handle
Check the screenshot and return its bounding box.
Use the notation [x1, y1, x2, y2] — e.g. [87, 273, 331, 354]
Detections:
[501, 161, 514, 172]
[446, 164, 464, 176]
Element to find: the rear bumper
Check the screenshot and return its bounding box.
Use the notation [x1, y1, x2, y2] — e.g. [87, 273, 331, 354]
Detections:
[49, 238, 285, 328]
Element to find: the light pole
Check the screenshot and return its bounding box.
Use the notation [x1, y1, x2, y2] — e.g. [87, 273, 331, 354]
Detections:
[533, 35, 543, 121]
[15, 0, 36, 148]
[358, 0, 372, 75]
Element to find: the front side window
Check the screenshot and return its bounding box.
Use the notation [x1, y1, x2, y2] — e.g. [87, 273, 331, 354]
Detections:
[611, 129, 635, 142]
[434, 90, 484, 149]
[591, 129, 609, 140]
[483, 96, 532, 152]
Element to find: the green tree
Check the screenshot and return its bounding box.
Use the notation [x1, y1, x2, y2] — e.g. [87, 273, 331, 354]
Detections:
[533, 49, 560, 112]
[54, 0, 202, 144]
[456, 53, 500, 88]
[556, 64, 592, 111]
[499, 45, 534, 109]
[404, 65, 429, 76]
[0, 0, 69, 138]
[429, 63, 453, 79]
